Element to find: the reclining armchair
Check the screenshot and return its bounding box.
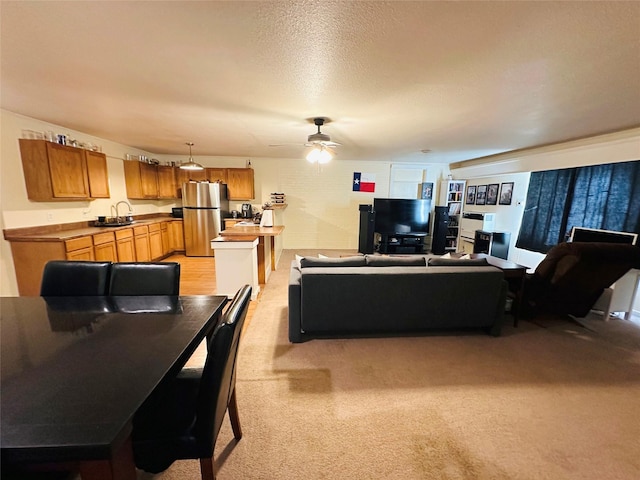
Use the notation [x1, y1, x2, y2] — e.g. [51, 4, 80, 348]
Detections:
[523, 242, 640, 318]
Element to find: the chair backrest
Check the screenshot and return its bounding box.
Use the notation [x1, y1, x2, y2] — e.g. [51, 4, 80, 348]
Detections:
[194, 285, 252, 447]
[108, 262, 181, 296]
[40, 260, 112, 296]
[530, 242, 640, 315]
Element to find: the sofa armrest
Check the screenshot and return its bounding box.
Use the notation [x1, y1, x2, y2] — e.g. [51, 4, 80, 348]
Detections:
[288, 263, 304, 342]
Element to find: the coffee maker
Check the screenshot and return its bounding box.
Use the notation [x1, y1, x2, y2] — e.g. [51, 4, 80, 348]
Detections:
[241, 203, 253, 219]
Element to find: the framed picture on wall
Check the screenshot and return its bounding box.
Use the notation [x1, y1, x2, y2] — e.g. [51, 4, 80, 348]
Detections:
[420, 182, 434, 200]
[499, 182, 514, 205]
[486, 183, 499, 205]
[466, 185, 476, 205]
[475, 185, 487, 205]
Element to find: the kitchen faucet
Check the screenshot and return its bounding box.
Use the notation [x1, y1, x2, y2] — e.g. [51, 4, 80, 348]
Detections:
[114, 200, 133, 221]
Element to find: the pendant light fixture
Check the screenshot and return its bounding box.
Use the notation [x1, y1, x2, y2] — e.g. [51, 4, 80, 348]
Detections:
[306, 144, 333, 164]
[179, 142, 204, 170]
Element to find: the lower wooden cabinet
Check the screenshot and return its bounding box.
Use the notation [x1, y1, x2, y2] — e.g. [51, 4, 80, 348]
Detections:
[224, 219, 242, 229]
[148, 223, 163, 260]
[6, 218, 185, 295]
[65, 236, 95, 260]
[169, 221, 185, 251]
[115, 228, 136, 262]
[93, 232, 118, 262]
[161, 222, 170, 256]
[134, 225, 151, 262]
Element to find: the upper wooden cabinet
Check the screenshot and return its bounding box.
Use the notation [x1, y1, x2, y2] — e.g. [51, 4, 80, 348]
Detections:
[123, 161, 179, 199]
[124, 159, 254, 200]
[175, 167, 252, 199]
[85, 150, 110, 198]
[157, 165, 179, 198]
[19, 139, 110, 201]
[206, 168, 227, 184]
[226, 168, 255, 200]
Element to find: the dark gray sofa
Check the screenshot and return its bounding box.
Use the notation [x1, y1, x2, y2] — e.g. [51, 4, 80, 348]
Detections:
[288, 255, 507, 342]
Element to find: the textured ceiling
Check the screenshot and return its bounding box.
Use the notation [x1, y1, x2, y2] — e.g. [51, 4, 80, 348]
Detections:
[1, 1, 639, 164]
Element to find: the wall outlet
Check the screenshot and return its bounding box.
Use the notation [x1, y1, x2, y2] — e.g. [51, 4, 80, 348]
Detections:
[46, 212, 53, 222]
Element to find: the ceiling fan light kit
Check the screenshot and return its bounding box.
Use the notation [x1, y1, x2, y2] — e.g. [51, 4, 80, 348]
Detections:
[306, 144, 333, 164]
[180, 142, 204, 171]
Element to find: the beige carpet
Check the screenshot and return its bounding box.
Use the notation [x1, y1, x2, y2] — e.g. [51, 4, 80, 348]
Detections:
[143, 250, 640, 480]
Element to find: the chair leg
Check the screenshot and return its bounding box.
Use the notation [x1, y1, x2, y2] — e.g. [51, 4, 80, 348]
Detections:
[228, 388, 243, 440]
[200, 456, 216, 480]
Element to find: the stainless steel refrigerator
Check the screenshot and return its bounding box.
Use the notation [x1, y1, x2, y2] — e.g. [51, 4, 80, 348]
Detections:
[183, 182, 229, 257]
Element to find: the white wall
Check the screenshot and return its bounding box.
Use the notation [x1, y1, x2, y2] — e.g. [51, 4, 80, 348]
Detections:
[458, 172, 531, 262]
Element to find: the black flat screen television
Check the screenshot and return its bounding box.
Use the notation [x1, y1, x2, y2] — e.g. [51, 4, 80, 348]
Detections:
[373, 198, 431, 234]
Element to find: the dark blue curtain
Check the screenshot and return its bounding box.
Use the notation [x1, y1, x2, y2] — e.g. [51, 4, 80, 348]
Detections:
[516, 160, 640, 253]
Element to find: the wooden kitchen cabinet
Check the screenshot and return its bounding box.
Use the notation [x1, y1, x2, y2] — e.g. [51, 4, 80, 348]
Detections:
[124, 160, 159, 199]
[157, 166, 178, 198]
[160, 222, 170, 255]
[115, 228, 136, 262]
[177, 168, 208, 185]
[169, 221, 185, 251]
[6, 218, 181, 296]
[224, 219, 242, 229]
[148, 223, 164, 260]
[20, 139, 87, 200]
[93, 231, 118, 261]
[124, 161, 180, 199]
[19, 139, 110, 201]
[65, 236, 95, 261]
[134, 225, 151, 261]
[226, 168, 254, 200]
[206, 168, 227, 183]
[85, 150, 111, 198]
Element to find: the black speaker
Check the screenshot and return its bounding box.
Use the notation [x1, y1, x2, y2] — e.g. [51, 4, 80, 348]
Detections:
[358, 204, 375, 254]
[431, 206, 449, 255]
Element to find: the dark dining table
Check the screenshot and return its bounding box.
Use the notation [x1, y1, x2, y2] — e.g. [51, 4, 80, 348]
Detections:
[0, 294, 228, 480]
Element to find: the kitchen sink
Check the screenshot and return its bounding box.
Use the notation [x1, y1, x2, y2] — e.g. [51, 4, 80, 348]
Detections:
[94, 216, 135, 227]
[95, 222, 134, 227]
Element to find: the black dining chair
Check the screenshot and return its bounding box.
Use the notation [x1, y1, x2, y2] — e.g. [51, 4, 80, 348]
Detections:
[107, 262, 181, 296]
[40, 260, 112, 296]
[132, 285, 252, 480]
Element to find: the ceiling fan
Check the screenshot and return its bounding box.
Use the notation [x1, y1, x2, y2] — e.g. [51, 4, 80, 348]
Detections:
[269, 118, 341, 148]
[269, 117, 340, 164]
[306, 117, 341, 148]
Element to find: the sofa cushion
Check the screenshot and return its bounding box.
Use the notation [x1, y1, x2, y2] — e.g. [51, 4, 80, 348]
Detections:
[300, 256, 367, 268]
[365, 255, 426, 267]
[428, 257, 489, 267]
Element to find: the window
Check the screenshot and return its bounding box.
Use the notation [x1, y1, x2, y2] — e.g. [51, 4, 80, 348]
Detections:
[516, 160, 640, 253]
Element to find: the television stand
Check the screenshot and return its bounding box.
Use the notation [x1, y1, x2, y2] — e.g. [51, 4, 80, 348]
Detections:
[376, 233, 427, 254]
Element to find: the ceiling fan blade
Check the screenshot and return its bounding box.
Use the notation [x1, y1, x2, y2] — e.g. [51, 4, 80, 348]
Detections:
[305, 141, 341, 148]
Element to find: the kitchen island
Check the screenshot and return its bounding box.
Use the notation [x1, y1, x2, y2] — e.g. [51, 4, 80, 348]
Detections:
[220, 225, 285, 283]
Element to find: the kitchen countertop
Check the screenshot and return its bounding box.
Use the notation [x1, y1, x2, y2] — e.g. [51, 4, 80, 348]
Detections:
[220, 225, 285, 237]
[3, 215, 182, 242]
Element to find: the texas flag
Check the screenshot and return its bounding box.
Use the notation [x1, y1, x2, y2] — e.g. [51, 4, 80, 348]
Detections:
[353, 172, 376, 192]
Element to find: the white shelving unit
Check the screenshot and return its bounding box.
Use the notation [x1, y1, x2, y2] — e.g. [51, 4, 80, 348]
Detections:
[439, 180, 466, 252]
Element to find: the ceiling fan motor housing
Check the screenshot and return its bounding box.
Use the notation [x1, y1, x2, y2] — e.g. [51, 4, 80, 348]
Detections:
[308, 132, 331, 143]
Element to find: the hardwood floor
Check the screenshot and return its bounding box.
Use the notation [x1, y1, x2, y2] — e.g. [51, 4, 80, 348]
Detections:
[163, 253, 259, 367]
[163, 253, 217, 295]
